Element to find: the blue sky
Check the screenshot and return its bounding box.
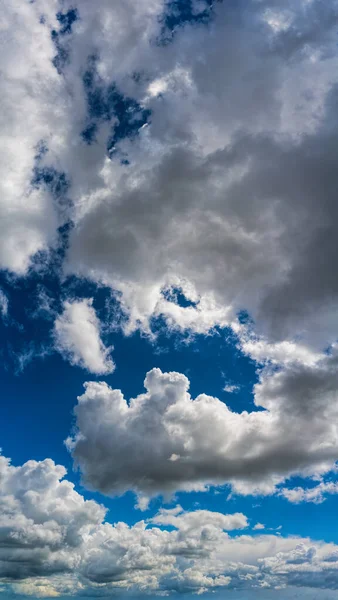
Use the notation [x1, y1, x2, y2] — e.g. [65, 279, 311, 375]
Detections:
[2, 0, 338, 598]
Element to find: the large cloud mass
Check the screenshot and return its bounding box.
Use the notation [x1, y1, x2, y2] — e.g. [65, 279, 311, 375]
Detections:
[67, 362, 338, 501]
[3, 0, 338, 348]
[2, 454, 338, 597]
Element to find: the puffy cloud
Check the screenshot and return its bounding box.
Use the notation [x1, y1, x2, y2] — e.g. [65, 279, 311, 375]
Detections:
[3, 0, 338, 353]
[54, 299, 115, 374]
[66, 358, 338, 500]
[150, 505, 248, 531]
[253, 523, 265, 531]
[0, 0, 69, 274]
[2, 453, 338, 596]
[0, 454, 105, 580]
[3, 0, 338, 386]
[280, 481, 338, 505]
[54, 0, 338, 353]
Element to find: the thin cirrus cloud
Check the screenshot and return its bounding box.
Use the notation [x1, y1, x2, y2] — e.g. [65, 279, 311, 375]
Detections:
[54, 299, 115, 374]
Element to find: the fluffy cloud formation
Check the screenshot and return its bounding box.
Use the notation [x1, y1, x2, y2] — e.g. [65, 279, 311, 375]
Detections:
[54, 0, 338, 349]
[0, 454, 105, 580]
[2, 453, 338, 597]
[54, 299, 114, 374]
[0, 0, 69, 274]
[280, 481, 338, 505]
[67, 360, 338, 500]
[4, 0, 338, 351]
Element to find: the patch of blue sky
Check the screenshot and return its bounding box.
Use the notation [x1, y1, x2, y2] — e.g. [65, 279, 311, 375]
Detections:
[158, 0, 217, 42]
[51, 9, 78, 73]
[81, 57, 151, 160]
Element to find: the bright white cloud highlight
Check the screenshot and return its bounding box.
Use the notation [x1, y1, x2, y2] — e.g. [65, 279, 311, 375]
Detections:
[54, 299, 114, 374]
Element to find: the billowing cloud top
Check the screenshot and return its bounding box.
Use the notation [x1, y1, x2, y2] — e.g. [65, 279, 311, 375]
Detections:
[67, 362, 338, 501]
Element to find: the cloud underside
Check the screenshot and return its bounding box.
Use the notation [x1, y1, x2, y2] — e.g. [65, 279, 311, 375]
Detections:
[2, 454, 338, 597]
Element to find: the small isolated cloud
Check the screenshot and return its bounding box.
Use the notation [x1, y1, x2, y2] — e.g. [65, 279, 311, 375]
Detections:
[223, 384, 240, 394]
[0, 289, 8, 319]
[54, 298, 114, 375]
[253, 523, 265, 531]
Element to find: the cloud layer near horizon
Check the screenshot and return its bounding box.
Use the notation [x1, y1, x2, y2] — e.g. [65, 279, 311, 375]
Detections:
[2, 453, 338, 597]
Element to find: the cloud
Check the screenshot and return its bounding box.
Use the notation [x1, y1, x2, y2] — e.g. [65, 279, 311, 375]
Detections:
[280, 481, 338, 504]
[223, 384, 240, 394]
[3, 0, 338, 355]
[53, 0, 338, 353]
[2, 453, 338, 596]
[0, 290, 8, 319]
[253, 523, 265, 531]
[54, 298, 115, 374]
[3, 0, 338, 377]
[150, 505, 248, 531]
[0, 454, 105, 580]
[66, 357, 338, 500]
[0, 0, 70, 274]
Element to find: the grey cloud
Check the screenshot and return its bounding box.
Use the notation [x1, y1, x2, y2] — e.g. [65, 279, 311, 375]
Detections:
[58, 0, 338, 354]
[66, 358, 338, 499]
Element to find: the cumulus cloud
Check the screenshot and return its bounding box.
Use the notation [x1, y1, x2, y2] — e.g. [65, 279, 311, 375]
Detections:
[66, 359, 338, 500]
[3, 0, 338, 351]
[0, 454, 105, 580]
[280, 481, 338, 505]
[0, 0, 71, 274]
[52, 0, 338, 352]
[2, 453, 338, 596]
[54, 299, 115, 374]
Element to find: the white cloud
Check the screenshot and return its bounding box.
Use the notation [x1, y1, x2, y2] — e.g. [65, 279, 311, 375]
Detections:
[0, 0, 70, 274]
[66, 357, 338, 500]
[54, 299, 115, 374]
[0, 454, 105, 580]
[223, 384, 240, 394]
[2, 453, 338, 596]
[150, 505, 248, 531]
[0, 290, 8, 319]
[253, 523, 265, 531]
[280, 481, 338, 504]
[57, 0, 338, 355]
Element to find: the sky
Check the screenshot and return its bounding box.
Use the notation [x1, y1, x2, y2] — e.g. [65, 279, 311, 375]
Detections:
[2, 0, 338, 598]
